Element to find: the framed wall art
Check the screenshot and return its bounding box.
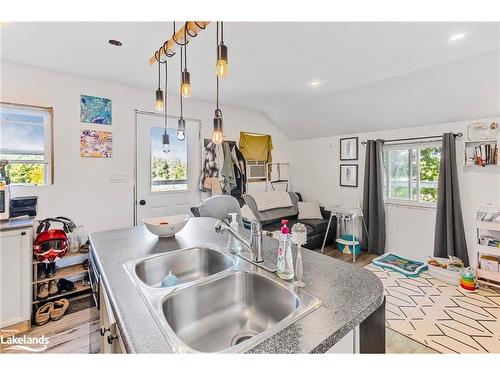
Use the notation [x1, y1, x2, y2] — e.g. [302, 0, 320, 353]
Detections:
[340, 136, 358, 161]
[340, 164, 358, 187]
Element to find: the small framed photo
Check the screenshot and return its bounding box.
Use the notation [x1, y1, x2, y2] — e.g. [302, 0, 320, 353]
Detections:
[340, 164, 358, 187]
[340, 137, 358, 161]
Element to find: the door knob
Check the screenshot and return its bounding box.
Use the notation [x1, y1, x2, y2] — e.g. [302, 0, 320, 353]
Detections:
[139, 200, 146, 206]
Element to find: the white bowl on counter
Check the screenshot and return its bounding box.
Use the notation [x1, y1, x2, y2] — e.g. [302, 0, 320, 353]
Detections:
[143, 214, 190, 237]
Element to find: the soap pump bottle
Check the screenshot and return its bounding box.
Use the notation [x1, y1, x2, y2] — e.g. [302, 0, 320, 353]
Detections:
[226, 212, 242, 254]
[277, 219, 294, 280]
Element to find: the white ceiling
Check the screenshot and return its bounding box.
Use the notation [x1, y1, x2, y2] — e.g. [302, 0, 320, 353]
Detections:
[1, 22, 499, 139]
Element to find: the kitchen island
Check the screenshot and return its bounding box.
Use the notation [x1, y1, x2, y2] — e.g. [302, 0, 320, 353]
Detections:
[89, 217, 385, 354]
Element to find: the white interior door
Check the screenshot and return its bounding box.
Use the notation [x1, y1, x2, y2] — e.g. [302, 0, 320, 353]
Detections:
[135, 111, 201, 223]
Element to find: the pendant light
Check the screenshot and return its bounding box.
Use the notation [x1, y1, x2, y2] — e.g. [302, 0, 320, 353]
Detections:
[155, 58, 164, 112]
[216, 22, 228, 78]
[162, 59, 170, 153]
[180, 23, 192, 98]
[177, 45, 186, 141]
[212, 43, 224, 143]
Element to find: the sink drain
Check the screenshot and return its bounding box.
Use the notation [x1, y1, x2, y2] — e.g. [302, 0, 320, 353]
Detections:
[231, 332, 257, 346]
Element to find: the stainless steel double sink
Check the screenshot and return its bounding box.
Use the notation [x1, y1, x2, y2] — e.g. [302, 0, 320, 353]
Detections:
[124, 246, 321, 353]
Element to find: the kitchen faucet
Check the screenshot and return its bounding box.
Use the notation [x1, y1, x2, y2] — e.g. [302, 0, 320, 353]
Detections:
[214, 219, 264, 263]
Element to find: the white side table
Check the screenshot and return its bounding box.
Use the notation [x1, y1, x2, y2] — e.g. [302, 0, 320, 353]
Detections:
[321, 206, 364, 262]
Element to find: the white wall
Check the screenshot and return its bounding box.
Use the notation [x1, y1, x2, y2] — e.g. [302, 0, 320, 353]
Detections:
[291, 117, 500, 265]
[0, 61, 291, 235]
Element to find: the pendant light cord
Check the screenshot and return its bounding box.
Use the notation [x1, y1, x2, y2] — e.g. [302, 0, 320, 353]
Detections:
[164, 60, 168, 133]
[157, 59, 161, 89]
[221, 22, 224, 43]
[216, 22, 220, 111]
[180, 45, 183, 117]
[184, 23, 188, 70]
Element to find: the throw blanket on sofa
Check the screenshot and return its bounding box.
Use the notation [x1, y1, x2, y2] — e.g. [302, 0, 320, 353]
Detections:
[249, 191, 293, 212]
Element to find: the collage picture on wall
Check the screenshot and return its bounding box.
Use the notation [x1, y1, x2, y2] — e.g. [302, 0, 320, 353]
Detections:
[80, 95, 112, 124]
[340, 164, 358, 187]
[80, 94, 112, 158]
[80, 129, 112, 158]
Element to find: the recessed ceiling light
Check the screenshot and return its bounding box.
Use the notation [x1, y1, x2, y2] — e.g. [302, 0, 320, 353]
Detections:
[310, 81, 321, 87]
[449, 33, 466, 42]
[108, 39, 123, 47]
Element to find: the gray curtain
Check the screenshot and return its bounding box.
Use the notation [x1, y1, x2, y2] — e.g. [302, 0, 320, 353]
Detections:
[434, 133, 469, 266]
[362, 140, 386, 255]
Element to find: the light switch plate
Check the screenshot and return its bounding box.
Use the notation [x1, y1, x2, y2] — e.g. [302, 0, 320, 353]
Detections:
[108, 174, 128, 183]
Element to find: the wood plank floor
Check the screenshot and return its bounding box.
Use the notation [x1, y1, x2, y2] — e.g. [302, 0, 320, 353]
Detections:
[1, 297, 99, 354]
[321, 246, 377, 267]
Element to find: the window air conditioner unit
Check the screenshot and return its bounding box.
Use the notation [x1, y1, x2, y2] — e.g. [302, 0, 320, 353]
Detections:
[247, 161, 267, 180]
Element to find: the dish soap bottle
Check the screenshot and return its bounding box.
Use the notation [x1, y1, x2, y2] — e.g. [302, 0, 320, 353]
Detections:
[226, 212, 242, 254]
[277, 220, 294, 280]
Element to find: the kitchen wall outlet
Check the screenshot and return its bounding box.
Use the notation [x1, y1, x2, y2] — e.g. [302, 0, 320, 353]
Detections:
[108, 174, 128, 183]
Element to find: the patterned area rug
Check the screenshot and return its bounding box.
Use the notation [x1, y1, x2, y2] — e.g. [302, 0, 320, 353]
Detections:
[366, 263, 500, 354]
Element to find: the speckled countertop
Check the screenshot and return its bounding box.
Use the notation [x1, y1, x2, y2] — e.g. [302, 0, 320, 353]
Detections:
[89, 217, 384, 354]
[0, 216, 35, 231]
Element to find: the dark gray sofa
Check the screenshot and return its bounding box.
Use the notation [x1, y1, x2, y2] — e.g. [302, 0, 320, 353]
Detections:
[241, 192, 336, 250]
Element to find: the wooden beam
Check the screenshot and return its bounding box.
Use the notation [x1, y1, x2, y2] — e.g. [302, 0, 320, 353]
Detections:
[148, 21, 211, 65]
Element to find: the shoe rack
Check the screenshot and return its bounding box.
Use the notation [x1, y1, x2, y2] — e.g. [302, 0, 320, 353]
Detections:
[32, 250, 92, 310]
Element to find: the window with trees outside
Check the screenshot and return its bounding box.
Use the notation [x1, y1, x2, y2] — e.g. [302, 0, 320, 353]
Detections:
[383, 143, 441, 205]
[150, 127, 188, 192]
[0, 103, 53, 185]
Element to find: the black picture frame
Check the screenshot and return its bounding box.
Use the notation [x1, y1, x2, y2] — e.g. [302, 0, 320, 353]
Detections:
[340, 137, 359, 161]
[340, 164, 358, 187]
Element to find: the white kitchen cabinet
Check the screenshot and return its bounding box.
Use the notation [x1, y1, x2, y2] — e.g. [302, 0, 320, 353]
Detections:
[0, 227, 33, 333]
[326, 326, 359, 354]
[99, 285, 125, 353]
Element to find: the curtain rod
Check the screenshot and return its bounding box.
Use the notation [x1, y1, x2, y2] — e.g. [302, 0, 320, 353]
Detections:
[361, 132, 463, 145]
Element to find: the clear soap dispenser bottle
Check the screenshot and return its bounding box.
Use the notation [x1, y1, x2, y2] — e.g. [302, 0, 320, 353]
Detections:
[226, 212, 242, 254]
[277, 219, 294, 280]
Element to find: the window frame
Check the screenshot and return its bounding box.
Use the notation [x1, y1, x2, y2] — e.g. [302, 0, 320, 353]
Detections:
[0, 101, 54, 186]
[383, 141, 441, 209]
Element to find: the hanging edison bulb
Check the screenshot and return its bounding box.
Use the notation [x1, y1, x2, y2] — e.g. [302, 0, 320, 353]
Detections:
[155, 88, 164, 111]
[181, 70, 192, 98]
[216, 43, 228, 78]
[162, 132, 170, 153]
[177, 117, 186, 141]
[212, 109, 224, 144]
[216, 22, 228, 78]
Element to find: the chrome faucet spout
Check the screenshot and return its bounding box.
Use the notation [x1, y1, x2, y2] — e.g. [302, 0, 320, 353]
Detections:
[213, 219, 264, 263]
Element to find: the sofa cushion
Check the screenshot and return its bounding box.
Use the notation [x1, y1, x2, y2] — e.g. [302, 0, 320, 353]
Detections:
[242, 192, 299, 225]
[298, 201, 323, 220]
[297, 218, 331, 235]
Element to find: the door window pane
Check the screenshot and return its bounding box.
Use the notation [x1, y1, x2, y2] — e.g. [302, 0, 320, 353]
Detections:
[150, 127, 188, 192]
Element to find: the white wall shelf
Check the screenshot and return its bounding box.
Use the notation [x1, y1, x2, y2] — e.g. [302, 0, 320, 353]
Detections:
[476, 218, 500, 288]
[476, 220, 500, 231]
[464, 138, 498, 167]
